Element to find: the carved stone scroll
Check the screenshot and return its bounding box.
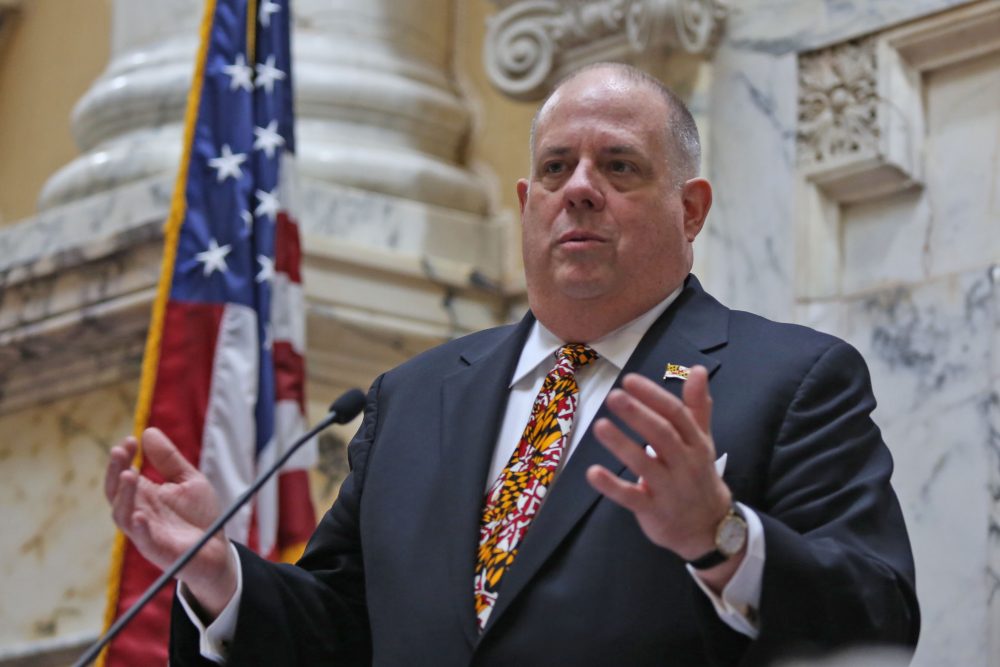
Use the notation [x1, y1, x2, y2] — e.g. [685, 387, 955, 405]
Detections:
[484, 0, 728, 100]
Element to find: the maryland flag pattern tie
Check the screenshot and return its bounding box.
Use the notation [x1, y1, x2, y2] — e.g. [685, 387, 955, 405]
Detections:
[474, 343, 599, 630]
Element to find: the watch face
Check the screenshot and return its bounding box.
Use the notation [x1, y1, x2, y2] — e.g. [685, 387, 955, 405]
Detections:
[717, 514, 748, 556]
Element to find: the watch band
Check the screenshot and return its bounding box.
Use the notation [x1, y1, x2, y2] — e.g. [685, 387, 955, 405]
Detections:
[687, 548, 729, 570]
[686, 505, 747, 570]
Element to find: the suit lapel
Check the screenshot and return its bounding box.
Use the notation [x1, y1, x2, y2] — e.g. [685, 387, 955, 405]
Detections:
[481, 276, 729, 634]
[440, 314, 534, 646]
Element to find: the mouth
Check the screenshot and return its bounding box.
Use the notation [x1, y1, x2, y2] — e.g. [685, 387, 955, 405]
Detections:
[557, 230, 607, 247]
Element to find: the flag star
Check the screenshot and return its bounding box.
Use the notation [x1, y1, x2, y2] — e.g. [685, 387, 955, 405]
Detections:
[194, 238, 232, 277]
[240, 209, 253, 229]
[259, 0, 281, 28]
[222, 53, 254, 92]
[255, 188, 280, 221]
[255, 55, 286, 94]
[208, 144, 247, 182]
[256, 255, 275, 283]
[253, 119, 285, 159]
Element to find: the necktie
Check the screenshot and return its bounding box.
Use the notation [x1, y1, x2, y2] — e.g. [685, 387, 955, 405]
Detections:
[473, 343, 599, 630]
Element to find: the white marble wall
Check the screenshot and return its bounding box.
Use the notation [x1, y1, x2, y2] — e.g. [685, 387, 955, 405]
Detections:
[696, 0, 998, 664]
[0, 382, 133, 662]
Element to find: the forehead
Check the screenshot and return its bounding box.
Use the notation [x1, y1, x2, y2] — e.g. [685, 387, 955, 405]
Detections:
[533, 73, 670, 152]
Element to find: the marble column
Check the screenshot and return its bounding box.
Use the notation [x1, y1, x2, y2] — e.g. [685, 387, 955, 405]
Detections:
[3, 0, 509, 412]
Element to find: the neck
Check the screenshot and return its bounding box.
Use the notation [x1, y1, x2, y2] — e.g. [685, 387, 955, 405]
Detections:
[531, 287, 679, 343]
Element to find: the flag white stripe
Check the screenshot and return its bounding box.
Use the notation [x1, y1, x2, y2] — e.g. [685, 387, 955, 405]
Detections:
[200, 303, 259, 544]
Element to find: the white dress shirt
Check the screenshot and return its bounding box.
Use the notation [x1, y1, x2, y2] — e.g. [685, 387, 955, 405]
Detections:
[184, 289, 765, 661]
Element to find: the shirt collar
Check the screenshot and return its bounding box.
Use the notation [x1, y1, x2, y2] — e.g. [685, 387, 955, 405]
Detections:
[510, 285, 684, 386]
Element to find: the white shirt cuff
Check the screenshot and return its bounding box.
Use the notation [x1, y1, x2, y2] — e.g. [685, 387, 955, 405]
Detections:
[175, 542, 243, 664]
[687, 502, 765, 639]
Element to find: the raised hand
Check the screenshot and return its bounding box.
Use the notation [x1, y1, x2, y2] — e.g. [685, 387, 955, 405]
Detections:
[105, 427, 237, 617]
[586, 367, 742, 586]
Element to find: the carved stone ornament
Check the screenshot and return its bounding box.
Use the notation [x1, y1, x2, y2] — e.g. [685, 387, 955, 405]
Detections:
[796, 37, 880, 169]
[484, 0, 728, 100]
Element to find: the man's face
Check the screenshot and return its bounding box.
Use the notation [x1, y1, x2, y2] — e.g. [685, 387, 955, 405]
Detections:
[519, 71, 705, 324]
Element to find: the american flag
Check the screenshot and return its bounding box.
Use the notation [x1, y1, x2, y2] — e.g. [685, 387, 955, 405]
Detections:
[100, 0, 315, 663]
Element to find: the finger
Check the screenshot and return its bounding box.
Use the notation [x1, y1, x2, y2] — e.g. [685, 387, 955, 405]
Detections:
[605, 385, 686, 460]
[141, 428, 199, 482]
[682, 365, 713, 434]
[621, 374, 706, 451]
[111, 469, 139, 532]
[586, 464, 651, 514]
[593, 417, 663, 480]
[105, 437, 138, 502]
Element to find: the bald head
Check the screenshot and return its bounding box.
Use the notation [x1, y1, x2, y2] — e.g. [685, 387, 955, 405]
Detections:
[530, 63, 701, 186]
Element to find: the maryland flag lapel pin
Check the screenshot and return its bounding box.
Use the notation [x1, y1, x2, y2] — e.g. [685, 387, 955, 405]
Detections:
[663, 363, 690, 380]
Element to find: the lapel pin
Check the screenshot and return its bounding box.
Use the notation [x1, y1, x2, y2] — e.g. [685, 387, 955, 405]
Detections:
[663, 363, 690, 381]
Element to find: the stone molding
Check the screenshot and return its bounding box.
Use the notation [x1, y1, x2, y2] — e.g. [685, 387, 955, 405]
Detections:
[0, 176, 513, 415]
[484, 0, 728, 100]
[794, 0, 1000, 299]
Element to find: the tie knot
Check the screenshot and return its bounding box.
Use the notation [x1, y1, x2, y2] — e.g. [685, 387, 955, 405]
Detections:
[557, 344, 599, 370]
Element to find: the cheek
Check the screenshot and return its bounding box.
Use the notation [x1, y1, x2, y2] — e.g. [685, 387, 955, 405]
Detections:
[623, 219, 686, 273]
[520, 217, 548, 271]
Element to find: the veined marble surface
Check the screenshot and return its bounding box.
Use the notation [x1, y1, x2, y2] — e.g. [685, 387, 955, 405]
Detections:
[0, 382, 134, 647]
[845, 271, 997, 665]
[0, 176, 169, 278]
[699, 45, 799, 322]
[697, 1, 1000, 664]
[728, 0, 979, 52]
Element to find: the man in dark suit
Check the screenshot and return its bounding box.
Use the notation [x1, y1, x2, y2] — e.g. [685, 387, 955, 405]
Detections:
[105, 62, 919, 665]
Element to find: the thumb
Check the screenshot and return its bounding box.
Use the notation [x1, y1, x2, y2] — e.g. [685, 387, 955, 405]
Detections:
[140, 427, 199, 482]
[682, 365, 713, 433]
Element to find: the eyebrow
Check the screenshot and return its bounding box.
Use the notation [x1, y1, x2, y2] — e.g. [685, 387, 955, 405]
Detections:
[536, 144, 642, 159]
[537, 146, 571, 159]
[603, 144, 642, 156]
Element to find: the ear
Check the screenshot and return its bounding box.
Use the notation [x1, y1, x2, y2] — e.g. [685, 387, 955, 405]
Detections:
[681, 178, 712, 241]
[516, 179, 529, 215]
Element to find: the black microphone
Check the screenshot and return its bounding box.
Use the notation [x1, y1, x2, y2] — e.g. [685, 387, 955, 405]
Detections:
[72, 388, 366, 667]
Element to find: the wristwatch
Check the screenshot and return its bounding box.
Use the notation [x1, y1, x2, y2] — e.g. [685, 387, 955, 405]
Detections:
[687, 505, 748, 570]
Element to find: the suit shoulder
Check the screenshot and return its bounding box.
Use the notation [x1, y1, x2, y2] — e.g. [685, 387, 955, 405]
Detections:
[725, 308, 860, 366]
[382, 322, 521, 380]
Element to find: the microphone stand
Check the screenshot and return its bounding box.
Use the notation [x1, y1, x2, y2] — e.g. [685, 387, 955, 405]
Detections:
[72, 388, 366, 667]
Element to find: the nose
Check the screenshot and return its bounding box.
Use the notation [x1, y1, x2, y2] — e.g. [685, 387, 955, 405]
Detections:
[563, 162, 605, 211]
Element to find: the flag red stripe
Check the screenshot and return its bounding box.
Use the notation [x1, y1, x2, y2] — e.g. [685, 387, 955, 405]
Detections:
[275, 212, 302, 283]
[277, 469, 316, 550]
[148, 301, 225, 471]
[106, 301, 223, 665]
[273, 340, 305, 409]
[103, 544, 172, 665]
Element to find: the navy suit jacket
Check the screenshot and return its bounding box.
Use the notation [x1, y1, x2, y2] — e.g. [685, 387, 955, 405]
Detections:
[171, 275, 919, 666]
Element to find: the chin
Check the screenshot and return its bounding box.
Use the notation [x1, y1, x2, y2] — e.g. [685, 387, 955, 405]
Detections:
[554, 279, 612, 301]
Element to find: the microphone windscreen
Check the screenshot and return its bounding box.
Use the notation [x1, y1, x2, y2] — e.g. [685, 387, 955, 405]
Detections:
[328, 388, 366, 423]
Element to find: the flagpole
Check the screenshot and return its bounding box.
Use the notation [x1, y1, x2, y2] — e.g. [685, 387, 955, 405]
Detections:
[95, 2, 219, 665]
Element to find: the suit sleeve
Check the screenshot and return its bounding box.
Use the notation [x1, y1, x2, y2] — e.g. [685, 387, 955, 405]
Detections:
[728, 340, 920, 664]
[169, 375, 385, 666]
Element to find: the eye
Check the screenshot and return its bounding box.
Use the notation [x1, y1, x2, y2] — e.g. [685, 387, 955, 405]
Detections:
[608, 160, 635, 175]
[542, 161, 565, 175]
